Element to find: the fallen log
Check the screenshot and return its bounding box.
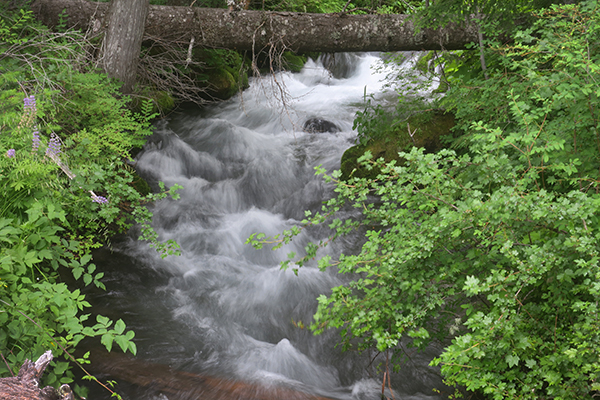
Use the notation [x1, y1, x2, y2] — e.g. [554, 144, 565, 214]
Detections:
[0, 352, 73, 400]
[31, 0, 479, 53]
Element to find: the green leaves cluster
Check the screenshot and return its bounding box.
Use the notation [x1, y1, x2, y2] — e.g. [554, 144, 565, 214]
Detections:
[0, 4, 180, 394]
[260, 0, 421, 13]
[251, 1, 600, 398]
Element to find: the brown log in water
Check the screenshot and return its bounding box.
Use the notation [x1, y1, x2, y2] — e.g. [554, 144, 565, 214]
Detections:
[89, 350, 336, 400]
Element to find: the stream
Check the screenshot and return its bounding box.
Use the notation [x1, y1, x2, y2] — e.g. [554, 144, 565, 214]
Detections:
[89, 53, 450, 400]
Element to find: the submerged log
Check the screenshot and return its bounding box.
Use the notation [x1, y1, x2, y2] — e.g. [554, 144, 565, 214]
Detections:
[89, 350, 335, 400]
[0, 351, 73, 400]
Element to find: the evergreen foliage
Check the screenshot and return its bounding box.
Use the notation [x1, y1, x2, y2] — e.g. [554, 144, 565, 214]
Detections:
[250, 1, 600, 398]
[0, 5, 180, 396]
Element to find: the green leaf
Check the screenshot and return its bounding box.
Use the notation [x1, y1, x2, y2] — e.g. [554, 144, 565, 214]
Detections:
[114, 319, 126, 335]
[72, 267, 83, 280]
[506, 354, 520, 368]
[101, 333, 114, 352]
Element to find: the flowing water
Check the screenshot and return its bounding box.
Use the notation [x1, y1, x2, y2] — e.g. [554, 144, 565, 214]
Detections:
[90, 53, 449, 400]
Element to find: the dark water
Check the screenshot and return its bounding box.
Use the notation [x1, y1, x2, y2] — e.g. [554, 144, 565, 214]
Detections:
[88, 54, 449, 400]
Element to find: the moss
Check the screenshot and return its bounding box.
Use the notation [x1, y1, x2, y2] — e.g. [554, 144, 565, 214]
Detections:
[252, 51, 310, 74]
[154, 90, 176, 112]
[415, 51, 436, 75]
[282, 51, 308, 73]
[194, 66, 249, 101]
[131, 171, 152, 196]
[399, 109, 456, 152]
[190, 48, 250, 100]
[303, 51, 321, 61]
[433, 80, 449, 94]
[208, 67, 238, 99]
[416, 52, 450, 95]
[238, 68, 249, 90]
[132, 88, 176, 115]
[341, 140, 400, 181]
[341, 110, 456, 180]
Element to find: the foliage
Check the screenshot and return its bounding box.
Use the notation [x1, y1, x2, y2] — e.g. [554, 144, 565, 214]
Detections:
[106, 0, 423, 13]
[352, 52, 447, 147]
[0, 5, 180, 395]
[258, 0, 422, 13]
[250, 1, 600, 398]
[418, 0, 559, 29]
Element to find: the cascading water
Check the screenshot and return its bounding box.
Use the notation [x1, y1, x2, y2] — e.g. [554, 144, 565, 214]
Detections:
[89, 53, 450, 400]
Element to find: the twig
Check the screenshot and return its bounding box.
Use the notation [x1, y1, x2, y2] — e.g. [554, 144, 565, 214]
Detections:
[475, 12, 489, 80]
[0, 351, 14, 377]
[185, 35, 195, 67]
[341, 0, 352, 12]
[407, 122, 417, 145]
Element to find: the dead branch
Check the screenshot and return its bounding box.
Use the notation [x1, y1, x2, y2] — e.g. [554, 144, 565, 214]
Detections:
[0, 351, 73, 400]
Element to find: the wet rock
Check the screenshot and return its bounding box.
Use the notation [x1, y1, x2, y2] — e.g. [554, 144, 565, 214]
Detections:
[282, 51, 308, 73]
[341, 110, 456, 180]
[303, 118, 340, 133]
[320, 53, 362, 79]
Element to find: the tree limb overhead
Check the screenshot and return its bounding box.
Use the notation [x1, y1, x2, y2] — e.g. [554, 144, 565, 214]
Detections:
[31, 0, 479, 53]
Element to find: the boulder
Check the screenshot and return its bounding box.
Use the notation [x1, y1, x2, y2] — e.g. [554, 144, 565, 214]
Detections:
[320, 53, 362, 79]
[303, 118, 340, 133]
[341, 110, 456, 180]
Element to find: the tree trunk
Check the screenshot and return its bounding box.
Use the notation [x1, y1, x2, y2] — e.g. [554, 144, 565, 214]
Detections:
[101, 0, 149, 94]
[31, 0, 479, 53]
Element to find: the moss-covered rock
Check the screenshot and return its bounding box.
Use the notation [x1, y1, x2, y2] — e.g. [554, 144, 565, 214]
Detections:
[252, 51, 311, 74]
[415, 51, 436, 75]
[191, 48, 250, 100]
[282, 51, 308, 73]
[131, 170, 152, 196]
[341, 110, 456, 180]
[208, 67, 238, 99]
[133, 88, 176, 115]
[154, 90, 176, 111]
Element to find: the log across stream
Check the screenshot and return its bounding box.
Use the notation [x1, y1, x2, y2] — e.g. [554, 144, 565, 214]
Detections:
[86, 53, 449, 400]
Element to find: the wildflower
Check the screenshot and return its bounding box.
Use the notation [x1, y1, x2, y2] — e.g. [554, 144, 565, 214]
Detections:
[91, 194, 109, 204]
[20, 95, 37, 128]
[32, 130, 41, 152]
[46, 132, 61, 157]
[6, 149, 15, 158]
[23, 95, 36, 112]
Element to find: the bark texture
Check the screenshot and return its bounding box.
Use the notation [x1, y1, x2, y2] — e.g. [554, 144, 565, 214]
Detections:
[0, 351, 72, 400]
[31, 0, 479, 53]
[101, 0, 149, 93]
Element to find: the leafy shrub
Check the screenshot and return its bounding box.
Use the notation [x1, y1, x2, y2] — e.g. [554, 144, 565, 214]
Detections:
[250, 1, 600, 398]
[0, 6, 181, 395]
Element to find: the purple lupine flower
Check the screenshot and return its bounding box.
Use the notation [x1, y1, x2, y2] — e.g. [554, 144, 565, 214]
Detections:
[23, 95, 36, 112]
[91, 194, 109, 204]
[6, 149, 15, 158]
[21, 95, 37, 128]
[32, 130, 41, 152]
[46, 132, 61, 157]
